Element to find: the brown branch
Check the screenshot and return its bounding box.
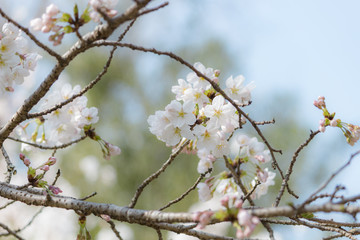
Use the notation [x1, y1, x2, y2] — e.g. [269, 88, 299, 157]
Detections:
[0, 200, 15, 210]
[275, 130, 320, 206]
[79, 192, 97, 201]
[7, 135, 87, 150]
[138, 2, 169, 17]
[292, 217, 357, 240]
[324, 229, 360, 240]
[0, 207, 45, 237]
[309, 217, 360, 228]
[27, 46, 118, 118]
[0, 222, 24, 240]
[158, 169, 212, 211]
[129, 140, 190, 208]
[1, 146, 15, 183]
[155, 228, 163, 240]
[107, 220, 123, 240]
[298, 150, 360, 210]
[2, 182, 360, 229]
[254, 119, 276, 125]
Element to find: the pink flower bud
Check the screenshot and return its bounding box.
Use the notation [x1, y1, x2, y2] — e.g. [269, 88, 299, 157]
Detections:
[46, 4, 59, 17]
[5, 86, 14, 92]
[319, 119, 326, 127]
[330, 119, 339, 127]
[319, 125, 326, 133]
[220, 195, 230, 208]
[49, 185, 62, 195]
[23, 158, 31, 166]
[235, 199, 243, 209]
[106, 9, 118, 17]
[197, 211, 213, 229]
[40, 165, 49, 171]
[19, 153, 25, 160]
[47, 157, 56, 165]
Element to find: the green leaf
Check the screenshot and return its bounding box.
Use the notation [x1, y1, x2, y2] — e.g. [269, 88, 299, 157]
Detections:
[37, 180, 47, 188]
[27, 167, 36, 179]
[74, 4, 79, 17]
[59, 13, 72, 23]
[213, 209, 228, 221]
[63, 25, 73, 33]
[80, 6, 91, 24]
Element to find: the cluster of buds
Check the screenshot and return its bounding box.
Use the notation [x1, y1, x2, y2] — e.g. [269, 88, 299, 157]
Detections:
[30, 3, 92, 46]
[30, 4, 65, 46]
[19, 154, 62, 195]
[314, 96, 360, 145]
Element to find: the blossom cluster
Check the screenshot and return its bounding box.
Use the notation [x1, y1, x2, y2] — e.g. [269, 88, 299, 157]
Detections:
[16, 83, 121, 159]
[314, 96, 360, 145]
[0, 22, 41, 93]
[17, 83, 99, 148]
[148, 62, 276, 236]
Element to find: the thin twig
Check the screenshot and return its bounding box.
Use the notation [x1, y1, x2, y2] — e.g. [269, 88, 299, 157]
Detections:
[309, 217, 360, 228]
[12, 207, 44, 234]
[298, 150, 360, 210]
[129, 140, 190, 208]
[27, 45, 118, 119]
[107, 220, 123, 240]
[155, 228, 163, 240]
[51, 169, 61, 185]
[0, 200, 15, 210]
[138, 2, 169, 17]
[158, 169, 212, 211]
[254, 119, 275, 125]
[275, 130, 320, 206]
[324, 229, 360, 240]
[79, 192, 97, 201]
[1, 147, 15, 183]
[292, 217, 357, 240]
[7, 135, 87, 150]
[0, 222, 24, 240]
[242, 180, 261, 201]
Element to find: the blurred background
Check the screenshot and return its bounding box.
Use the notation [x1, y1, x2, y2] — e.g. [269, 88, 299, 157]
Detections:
[1, 0, 360, 239]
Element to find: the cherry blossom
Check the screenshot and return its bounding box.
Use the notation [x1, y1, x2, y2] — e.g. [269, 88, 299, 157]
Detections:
[197, 182, 212, 202]
[186, 62, 215, 90]
[0, 22, 41, 93]
[225, 75, 255, 105]
[203, 95, 236, 129]
[165, 100, 196, 127]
